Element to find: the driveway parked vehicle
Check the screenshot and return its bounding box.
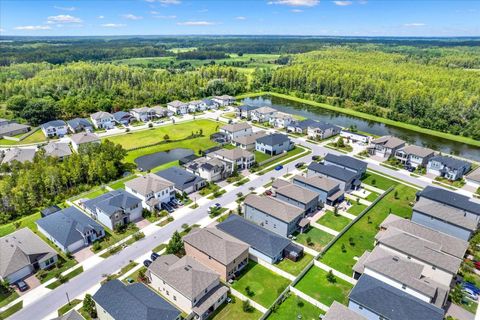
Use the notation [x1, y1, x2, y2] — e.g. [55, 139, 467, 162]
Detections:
[143, 260, 152, 267]
[16, 280, 29, 292]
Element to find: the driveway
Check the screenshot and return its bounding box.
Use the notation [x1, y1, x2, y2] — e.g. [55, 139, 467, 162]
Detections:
[16, 275, 40, 297]
[445, 301, 475, 320]
[73, 247, 95, 263]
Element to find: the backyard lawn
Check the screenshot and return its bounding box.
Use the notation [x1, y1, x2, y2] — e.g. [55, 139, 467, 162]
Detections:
[0, 212, 41, 237]
[365, 192, 380, 202]
[276, 253, 313, 276]
[0, 129, 46, 146]
[231, 261, 291, 308]
[320, 184, 416, 275]
[268, 293, 324, 320]
[294, 227, 334, 252]
[108, 175, 137, 190]
[254, 151, 272, 163]
[316, 211, 352, 232]
[295, 266, 353, 306]
[361, 171, 397, 190]
[346, 203, 368, 216]
[209, 296, 262, 320]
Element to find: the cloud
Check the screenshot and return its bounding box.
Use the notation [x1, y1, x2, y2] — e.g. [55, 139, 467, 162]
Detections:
[97, 15, 105, 19]
[101, 23, 126, 28]
[122, 14, 143, 20]
[177, 21, 215, 26]
[268, 0, 319, 7]
[150, 10, 160, 14]
[53, 6, 77, 11]
[358, 0, 368, 4]
[404, 22, 426, 27]
[0, 28, 5, 32]
[333, 1, 353, 6]
[236, 16, 247, 20]
[291, 9, 303, 12]
[153, 15, 177, 19]
[145, 0, 181, 4]
[47, 14, 82, 23]
[15, 25, 51, 30]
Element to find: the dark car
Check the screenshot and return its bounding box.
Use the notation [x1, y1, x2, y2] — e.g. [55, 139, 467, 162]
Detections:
[143, 259, 152, 267]
[151, 252, 160, 261]
[264, 190, 273, 196]
[312, 155, 320, 161]
[295, 162, 305, 168]
[16, 280, 29, 292]
[275, 165, 283, 171]
[161, 202, 174, 213]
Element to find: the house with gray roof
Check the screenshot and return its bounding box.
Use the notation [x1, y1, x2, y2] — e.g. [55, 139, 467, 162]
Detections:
[324, 302, 367, 320]
[40, 120, 68, 138]
[348, 275, 444, 320]
[130, 107, 156, 122]
[82, 190, 142, 230]
[235, 104, 259, 119]
[426, 155, 471, 181]
[216, 215, 303, 264]
[125, 173, 175, 211]
[219, 122, 253, 141]
[52, 309, 85, 320]
[185, 157, 229, 182]
[36, 206, 105, 253]
[70, 132, 100, 152]
[183, 228, 249, 281]
[211, 147, 255, 170]
[43, 141, 72, 160]
[292, 174, 344, 206]
[0, 228, 58, 283]
[324, 153, 367, 177]
[250, 106, 277, 122]
[0, 122, 30, 138]
[147, 255, 228, 320]
[112, 111, 134, 125]
[212, 95, 235, 106]
[187, 100, 207, 112]
[232, 130, 267, 150]
[167, 100, 188, 115]
[90, 111, 115, 129]
[67, 118, 93, 133]
[395, 145, 435, 168]
[93, 279, 181, 320]
[155, 166, 206, 194]
[306, 121, 341, 140]
[255, 133, 293, 156]
[268, 111, 295, 128]
[368, 135, 405, 158]
[308, 162, 361, 191]
[272, 180, 319, 213]
[1, 147, 36, 165]
[287, 119, 319, 134]
[202, 98, 218, 110]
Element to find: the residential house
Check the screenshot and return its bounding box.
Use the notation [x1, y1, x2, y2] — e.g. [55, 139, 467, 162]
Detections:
[1, 147, 36, 165]
[348, 275, 444, 320]
[272, 180, 319, 213]
[255, 133, 293, 156]
[231, 130, 267, 150]
[413, 186, 480, 240]
[340, 130, 371, 144]
[52, 310, 85, 320]
[426, 156, 471, 181]
[130, 107, 156, 122]
[36, 206, 105, 253]
[151, 105, 171, 118]
[216, 215, 303, 264]
[212, 95, 235, 106]
[40, 205, 61, 218]
[368, 135, 406, 158]
[83, 190, 142, 230]
[67, 118, 93, 133]
[90, 111, 115, 129]
[0, 122, 30, 138]
[287, 119, 319, 134]
[167, 101, 188, 115]
[70, 132, 100, 152]
[43, 141, 72, 160]
[93, 279, 181, 320]
[183, 228, 249, 281]
[466, 167, 480, 190]
[188, 100, 206, 113]
[235, 105, 259, 119]
[324, 153, 368, 177]
[40, 120, 68, 138]
[307, 162, 361, 191]
[148, 255, 228, 320]
[292, 174, 344, 206]
[202, 98, 218, 110]
[219, 122, 253, 141]
[268, 112, 295, 128]
[211, 147, 255, 171]
[323, 302, 367, 320]
[113, 111, 134, 125]
[244, 194, 306, 237]
[155, 166, 206, 194]
[0, 228, 58, 283]
[185, 157, 229, 182]
[125, 173, 176, 211]
[250, 106, 277, 123]
[395, 145, 435, 168]
[307, 122, 341, 140]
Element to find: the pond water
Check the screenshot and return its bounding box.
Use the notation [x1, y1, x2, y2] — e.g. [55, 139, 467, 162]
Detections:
[134, 148, 194, 171]
[243, 95, 480, 162]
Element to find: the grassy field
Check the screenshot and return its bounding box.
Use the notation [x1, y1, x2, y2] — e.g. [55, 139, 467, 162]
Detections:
[209, 296, 262, 320]
[295, 266, 353, 306]
[231, 261, 291, 308]
[294, 227, 334, 252]
[316, 211, 352, 232]
[0, 129, 46, 146]
[107, 175, 138, 190]
[361, 171, 398, 190]
[320, 184, 416, 275]
[0, 212, 41, 237]
[46, 266, 84, 289]
[346, 203, 368, 216]
[0, 289, 19, 308]
[254, 151, 272, 163]
[268, 293, 324, 320]
[276, 253, 313, 276]
[0, 301, 23, 319]
[57, 299, 82, 316]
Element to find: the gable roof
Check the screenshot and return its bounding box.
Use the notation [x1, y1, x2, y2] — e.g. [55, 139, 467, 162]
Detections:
[70, 132, 100, 145]
[93, 279, 180, 320]
[371, 135, 405, 149]
[418, 186, 480, 215]
[220, 122, 252, 133]
[1, 148, 36, 164]
[216, 215, 291, 258]
[292, 174, 340, 192]
[256, 133, 290, 146]
[125, 173, 174, 196]
[399, 145, 435, 158]
[237, 104, 259, 112]
[186, 157, 225, 172]
[113, 111, 133, 122]
[308, 121, 340, 131]
[274, 182, 319, 205]
[202, 98, 216, 106]
[244, 194, 304, 222]
[90, 111, 113, 120]
[428, 155, 470, 170]
[212, 147, 253, 161]
[67, 118, 92, 130]
[324, 153, 367, 173]
[308, 162, 358, 182]
[155, 167, 205, 191]
[0, 123, 30, 136]
[41, 120, 66, 129]
[232, 130, 267, 146]
[349, 275, 444, 320]
[467, 167, 480, 183]
[324, 302, 367, 320]
[52, 310, 85, 320]
[43, 142, 72, 158]
[253, 106, 277, 114]
[167, 100, 187, 108]
[148, 255, 218, 300]
[83, 190, 142, 216]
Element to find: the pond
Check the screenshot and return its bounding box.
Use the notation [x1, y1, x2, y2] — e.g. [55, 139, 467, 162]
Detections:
[134, 148, 194, 171]
[243, 95, 480, 162]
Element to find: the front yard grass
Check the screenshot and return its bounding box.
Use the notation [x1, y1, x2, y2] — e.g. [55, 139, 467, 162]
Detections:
[294, 227, 334, 252]
[268, 293, 324, 320]
[92, 223, 139, 254]
[0, 289, 19, 308]
[0, 301, 23, 319]
[208, 295, 261, 320]
[316, 211, 351, 232]
[294, 266, 353, 306]
[346, 203, 368, 216]
[57, 299, 82, 316]
[254, 151, 272, 163]
[46, 266, 84, 290]
[361, 171, 397, 190]
[276, 253, 313, 276]
[365, 191, 380, 202]
[320, 184, 416, 275]
[231, 261, 291, 308]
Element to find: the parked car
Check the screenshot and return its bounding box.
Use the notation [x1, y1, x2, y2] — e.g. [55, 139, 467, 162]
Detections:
[474, 261, 480, 270]
[151, 252, 160, 261]
[172, 198, 183, 206]
[275, 165, 283, 171]
[463, 288, 478, 300]
[462, 282, 480, 295]
[312, 155, 320, 161]
[295, 162, 305, 168]
[143, 259, 152, 267]
[214, 203, 221, 208]
[161, 202, 174, 213]
[264, 190, 272, 196]
[16, 280, 28, 292]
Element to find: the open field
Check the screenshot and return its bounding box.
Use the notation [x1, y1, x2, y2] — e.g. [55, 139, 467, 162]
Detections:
[0, 129, 46, 146]
[361, 171, 397, 190]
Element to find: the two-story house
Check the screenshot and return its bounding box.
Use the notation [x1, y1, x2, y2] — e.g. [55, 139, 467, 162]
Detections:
[113, 111, 134, 125]
[368, 135, 406, 158]
[130, 107, 156, 122]
[287, 119, 319, 134]
[255, 133, 293, 156]
[70, 132, 100, 152]
[426, 156, 471, 181]
[202, 98, 218, 110]
[340, 130, 370, 144]
[185, 157, 229, 182]
[167, 101, 188, 115]
[250, 106, 277, 123]
[307, 122, 341, 140]
[219, 122, 253, 141]
[212, 95, 235, 106]
[125, 173, 176, 211]
[90, 111, 115, 129]
[211, 147, 255, 171]
[292, 174, 344, 206]
[268, 112, 295, 128]
[324, 153, 367, 177]
[272, 179, 319, 214]
[235, 105, 259, 119]
[187, 100, 206, 112]
[40, 120, 68, 138]
[67, 118, 93, 133]
[394, 145, 435, 168]
[231, 130, 267, 150]
[307, 162, 361, 191]
[155, 166, 206, 194]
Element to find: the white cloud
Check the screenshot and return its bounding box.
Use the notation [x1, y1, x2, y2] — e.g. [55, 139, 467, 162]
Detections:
[122, 14, 143, 20]
[177, 21, 215, 26]
[358, 0, 368, 4]
[150, 10, 160, 14]
[0, 28, 5, 32]
[101, 23, 126, 28]
[291, 9, 303, 12]
[97, 15, 105, 19]
[236, 16, 247, 20]
[153, 15, 177, 19]
[268, 0, 319, 7]
[15, 25, 51, 30]
[53, 6, 77, 11]
[333, 1, 353, 6]
[47, 14, 82, 23]
[404, 22, 426, 27]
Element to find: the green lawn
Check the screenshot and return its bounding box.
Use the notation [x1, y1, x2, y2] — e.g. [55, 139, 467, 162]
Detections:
[57, 299, 82, 316]
[255, 147, 306, 172]
[46, 266, 84, 289]
[108, 175, 137, 190]
[254, 151, 272, 163]
[92, 223, 140, 254]
[346, 203, 368, 216]
[0, 289, 19, 308]
[0, 301, 23, 319]
[294, 227, 334, 252]
[0, 212, 41, 237]
[231, 261, 291, 308]
[276, 253, 313, 276]
[316, 211, 352, 232]
[365, 192, 380, 202]
[208, 296, 262, 320]
[150, 160, 179, 174]
[123, 266, 147, 284]
[71, 187, 108, 201]
[268, 293, 324, 320]
[0, 129, 46, 146]
[361, 171, 397, 190]
[295, 266, 353, 306]
[320, 184, 416, 275]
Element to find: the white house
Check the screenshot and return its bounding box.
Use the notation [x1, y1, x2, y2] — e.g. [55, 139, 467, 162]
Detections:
[130, 107, 156, 122]
[250, 106, 277, 123]
[90, 111, 115, 129]
[340, 130, 370, 144]
[395, 145, 435, 168]
[307, 122, 341, 140]
[268, 112, 295, 128]
[185, 157, 229, 182]
[426, 156, 471, 181]
[212, 95, 235, 106]
[368, 135, 406, 158]
[125, 173, 176, 211]
[70, 132, 100, 152]
[167, 101, 188, 115]
[211, 147, 256, 171]
[219, 122, 253, 141]
[187, 100, 207, 112]
[40, 120, 68, 138]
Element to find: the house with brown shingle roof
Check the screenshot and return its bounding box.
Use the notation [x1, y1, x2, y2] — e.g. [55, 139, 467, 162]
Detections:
[125, 173, 175, 211]
[368, 135, 405, 158]
[394, 145, 435, 168]
[219, 122, 252, 141]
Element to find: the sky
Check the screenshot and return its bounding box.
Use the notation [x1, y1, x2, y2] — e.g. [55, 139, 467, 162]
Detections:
[1, 0, 479, 37]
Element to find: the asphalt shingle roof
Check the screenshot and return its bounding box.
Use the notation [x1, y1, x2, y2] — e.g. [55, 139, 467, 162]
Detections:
[429, 155, 470, 170]
[90, 111, 113, 120]
[292, 174, 340, 192]
[113, 111, 133, 122]
[52, 309, 85, 320]
[467, 167, 480, 183]
[0, 123, 30, 136]
[220, 122, 252, 133]
[43, 142, 72, 158]
[418, 185, 480, 215]
[371, 135, 405, 149]
[213, 147, 253, 161]
[256, 133, 290, 146]
[274, 182, 319, 205]
[1, 148, 36, 164]
[324, 302, 367, 320]
[308, 162, 358, 182]
[155, 167, 205, 192]
[324, 153, 367, 173]
[244, 194, 304, 222]
[67, 118, 92, 131]
[83, 190, 142, 217]
[232, 130, 267, 145]
[70, 132, 100, 145]
[125, 173, 174, 197]
[41, 120, 66, 129]
[399, 145, 435, 158]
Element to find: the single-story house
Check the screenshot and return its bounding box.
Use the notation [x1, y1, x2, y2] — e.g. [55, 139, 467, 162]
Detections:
[0, 122, 30, 138]
[340, 130, 370, 144]
[323, 302, 367, 320]
[36, 206, 105, 253]
[183, 227, 249, 281]
[185, 157, 229, 182]
[368, 135, 406, 158]
[90, 111, 115, 129]
[0, 228, 58, 283]
[212, 95, 235, 106]
[466, 167, 480, 190]
[292, 174, 344, 206]
[70, 132, 101, 152]
[426, 156, 471, 181]
[40, 120, 68, 138]
[67, 118, 93, 133]
[113, 111, 134, 125]
[255, 133, 293, 156]
[216, 215, 303, 264]
[93, 279, 181, 320]
[268, 112, 295, 128]
[324, 153, 367, 177]
[211, 147, 255, 171]
[130, 107, 156, 122]
[148, 255, 228, 320]
[167, 101, 188, 115]
[272, 180, 319, 213]
[43, 141, 72, 160]
[219, 122, 253, 141]
[235, 105, 259, 119]
[155, 166, 206, 194]
[250, 106, 277, 123]
[231, 130, 267, 150]
[307, 122, 341, 140]
[395, 145, 435, 168]
[308, 162, 361, 191]
[1, 147, 36, 165]
[125, 173, 176, 211]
